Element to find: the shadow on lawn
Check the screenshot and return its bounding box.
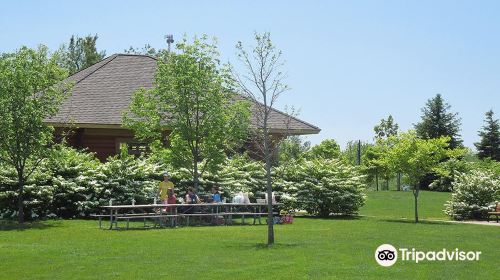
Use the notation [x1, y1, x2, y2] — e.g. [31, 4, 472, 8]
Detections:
[381, 218, 454, 226]
[294, 215, 362, 221]
[0, 220, 61, 231]
[224, 242, 303, 250]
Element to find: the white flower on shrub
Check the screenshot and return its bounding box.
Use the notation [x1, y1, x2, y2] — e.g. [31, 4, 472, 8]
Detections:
[444, 169, 500, 220]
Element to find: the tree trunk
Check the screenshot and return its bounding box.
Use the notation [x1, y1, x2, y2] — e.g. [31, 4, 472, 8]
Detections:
[386, 179, 389, 191]
[375, 172, 379, 191]
[193, 159, 199, 191]
[397, 173, 401, 191]
[263, 110, 274, 246]
[265, 153, 274, 246]
[17, 173, 25, 224]
[413, 187, 419, 223]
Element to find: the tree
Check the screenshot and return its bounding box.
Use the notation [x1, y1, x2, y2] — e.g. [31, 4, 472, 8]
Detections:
[233, 32, 290, 246]
[342, 140, 371, 166]
[374, 115, 399, 140]
[475, 110, 500, 161]
[124, 44, 160, 57]
[374, 115, 400, 190]
[306, 139, 341, 160]
[414, 94, 462, 148]
[385, 131, 449, 222]
[57, 34, 106, 75]
[278, 136, 310, 163]
[0, 46, 69, 223]
[362, 143, 391, 191]
[124, 36, 250, 191]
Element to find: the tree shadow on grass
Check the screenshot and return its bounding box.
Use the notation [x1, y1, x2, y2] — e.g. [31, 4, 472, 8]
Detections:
[0, 220, 61, 231]
[294, 215, 362, 221]
[381, 218, 455, 226]
[223, 242, 303, 250]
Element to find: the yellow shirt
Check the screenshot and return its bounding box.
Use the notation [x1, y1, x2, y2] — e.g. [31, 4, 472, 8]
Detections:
[159, 181, 174, 200]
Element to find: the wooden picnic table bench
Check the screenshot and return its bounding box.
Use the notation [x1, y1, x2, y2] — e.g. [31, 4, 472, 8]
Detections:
[487, 202, 500, 223]
[97, 203, 281, 229]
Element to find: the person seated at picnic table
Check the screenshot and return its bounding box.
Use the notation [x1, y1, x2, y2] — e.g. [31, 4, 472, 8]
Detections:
[211, 186, 222, 203]
[159, 172, 174, 204]
[185, 187, 201, 204]
[182, 187, 200, 214]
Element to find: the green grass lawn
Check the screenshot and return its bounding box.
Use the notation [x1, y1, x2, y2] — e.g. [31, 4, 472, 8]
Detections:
[359, 190, 451, 220]
[0, 191, 498, 280]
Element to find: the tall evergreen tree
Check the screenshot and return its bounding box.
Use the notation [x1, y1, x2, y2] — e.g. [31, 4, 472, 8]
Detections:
[414, 94, 463, 148]
[475, 110, 500, 161]
[57, 34, 106, 75]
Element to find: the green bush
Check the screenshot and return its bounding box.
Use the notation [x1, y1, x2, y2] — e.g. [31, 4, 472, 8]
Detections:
[0, 145, 99, 219]
[444, 169, 500, 220]
[277, 158, 366, 217]
[430, 159, 500, 192]
[92, 152, 164, 207]
[219, 153, 266, 197]
[0, 145, 165, 219]
[0, 144, 369, 220]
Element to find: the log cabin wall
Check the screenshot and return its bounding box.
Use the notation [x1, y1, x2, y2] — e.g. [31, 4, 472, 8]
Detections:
[54, 127, 284, 162]
[54, 127, 135, 162]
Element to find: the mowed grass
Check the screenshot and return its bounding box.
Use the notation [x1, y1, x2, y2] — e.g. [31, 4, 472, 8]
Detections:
[360, 190, 451, 220]
[0, 191, 498, 280]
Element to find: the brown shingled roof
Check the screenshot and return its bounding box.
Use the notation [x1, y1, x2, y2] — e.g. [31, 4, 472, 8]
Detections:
[47, 54, 320, 135]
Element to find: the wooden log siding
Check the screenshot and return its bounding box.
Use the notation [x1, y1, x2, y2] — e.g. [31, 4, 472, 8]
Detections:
[54, 128, 135, 162]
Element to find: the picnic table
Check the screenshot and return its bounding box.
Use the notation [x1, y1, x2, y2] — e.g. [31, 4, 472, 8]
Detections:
[99, 202, 281, 229]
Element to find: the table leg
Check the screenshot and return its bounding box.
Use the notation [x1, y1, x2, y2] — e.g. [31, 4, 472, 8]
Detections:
[108, 209, 114, 230]
[229, 206, 233, 225]
[259, 206, 262, 224]
[253, 206, 257, 225]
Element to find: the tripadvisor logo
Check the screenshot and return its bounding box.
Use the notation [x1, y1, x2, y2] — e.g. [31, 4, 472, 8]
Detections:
[375, 244, 481, 267]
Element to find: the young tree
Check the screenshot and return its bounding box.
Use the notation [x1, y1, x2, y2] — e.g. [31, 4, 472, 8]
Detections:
[278, 136, 310, 163]
[373, 115, 400, 190]
[233, 32, 290, 245]
[124, 36, 250, 190]
[306, 139, 341, 160]
[414, 94, 463, 148]
[362, 145, 383, 191]
[57, 34, 106, 75]
[475, 110, 500, 161]
[342, 140, 371, 166]
[0, 46, 69, 223]
[374, 115, 399, 140]
[385, 131, 449, 222]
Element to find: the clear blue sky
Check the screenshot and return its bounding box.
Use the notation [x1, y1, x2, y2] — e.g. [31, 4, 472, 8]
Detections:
[1, 0, 499, 149]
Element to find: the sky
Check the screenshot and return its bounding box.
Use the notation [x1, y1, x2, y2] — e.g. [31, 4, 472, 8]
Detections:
[1, 0, 499, 149]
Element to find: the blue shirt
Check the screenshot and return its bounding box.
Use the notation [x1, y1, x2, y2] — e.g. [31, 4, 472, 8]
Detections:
[213, 193, 221, 203]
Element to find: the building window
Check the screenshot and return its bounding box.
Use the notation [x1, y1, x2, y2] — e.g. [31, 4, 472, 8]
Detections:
[117, 140, 149, 156]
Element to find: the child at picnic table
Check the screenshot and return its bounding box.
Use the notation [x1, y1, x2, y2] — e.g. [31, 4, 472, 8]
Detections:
[166, 188, 176, 213]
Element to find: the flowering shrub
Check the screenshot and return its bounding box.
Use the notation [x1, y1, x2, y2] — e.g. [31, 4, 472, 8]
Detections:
[444, 169, 500, 220]
[0, 147, 366, 220]
[276, 159, 366, 217]
[0, 145, 99, 219]
[0, 148, 269, 219]
[218, 154, 267, 197]
[0, 146, 163, 219]
[92, 153, 163, 208]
